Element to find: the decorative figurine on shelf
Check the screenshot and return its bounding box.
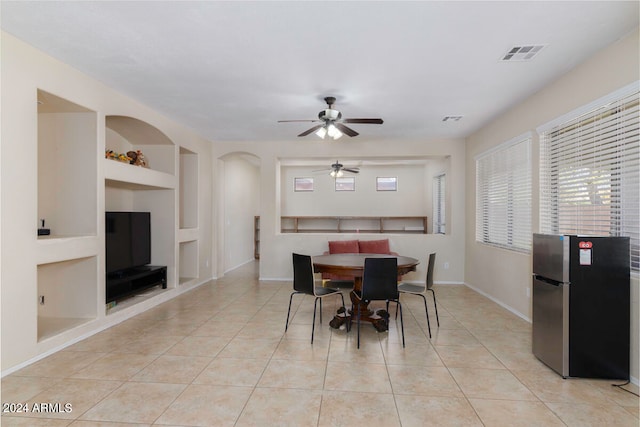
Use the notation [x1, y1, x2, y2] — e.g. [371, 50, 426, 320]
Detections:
[105, 149, 132, 163]
[126, 150, 149, 168]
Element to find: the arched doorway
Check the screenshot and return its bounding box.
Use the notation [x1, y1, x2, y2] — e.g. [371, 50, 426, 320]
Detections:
[218, 152, 261, 274]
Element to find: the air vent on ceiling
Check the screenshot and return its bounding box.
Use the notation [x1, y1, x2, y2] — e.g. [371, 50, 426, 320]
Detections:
[501, 45, 545, 61]
[442, 116, 463, 122]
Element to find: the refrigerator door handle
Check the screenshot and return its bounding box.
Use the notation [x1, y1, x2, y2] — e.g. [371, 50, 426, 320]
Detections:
[533, 274, 567, 286]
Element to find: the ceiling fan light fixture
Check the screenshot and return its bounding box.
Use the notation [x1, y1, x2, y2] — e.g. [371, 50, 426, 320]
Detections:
[330, 169, 343, 178]
[315, 126, 327, 139]
[327, 124, 342, 140]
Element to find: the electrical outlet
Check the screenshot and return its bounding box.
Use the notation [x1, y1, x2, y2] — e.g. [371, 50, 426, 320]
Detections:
[526, 287, 531, 298]
[444, 262, 450, 270]
[39, 295, 45, 305]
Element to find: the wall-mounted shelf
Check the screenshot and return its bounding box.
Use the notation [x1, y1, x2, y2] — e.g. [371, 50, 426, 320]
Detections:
[104, 159, 176, 190]
[36, 235, 99, 265]
[281, 216, 428, 234]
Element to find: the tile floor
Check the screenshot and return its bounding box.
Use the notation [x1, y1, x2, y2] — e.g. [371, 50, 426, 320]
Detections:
[2, 261, 638, 426]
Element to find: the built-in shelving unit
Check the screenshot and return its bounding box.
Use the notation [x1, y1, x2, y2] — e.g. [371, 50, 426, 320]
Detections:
[179, 147, 198, 229]
[36, 90, 99, 340]
[281, 216, 428, 234]
[105, 115, 177, 309]
[3, 40, 212, 375]
[38, 90, 98, 238]
[178, 146, 199, 284]
[37, 257, 97, 341]
[179, 241, 198, 285]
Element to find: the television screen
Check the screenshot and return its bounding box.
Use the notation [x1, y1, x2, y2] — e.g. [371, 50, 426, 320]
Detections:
[106, 212, 151, 274]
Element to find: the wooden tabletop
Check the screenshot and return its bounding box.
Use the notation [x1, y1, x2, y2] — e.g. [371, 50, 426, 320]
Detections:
[312, 253, 419, 277]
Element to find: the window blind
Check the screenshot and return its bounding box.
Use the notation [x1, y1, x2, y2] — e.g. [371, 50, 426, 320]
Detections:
[539, 88, 639, 271]
[433, 174, 446, 234]
[476, 136, 532, 251]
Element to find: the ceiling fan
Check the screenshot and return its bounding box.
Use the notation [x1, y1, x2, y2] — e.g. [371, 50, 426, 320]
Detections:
[278, 96, 383, 139]
[314, 160, 360, 177]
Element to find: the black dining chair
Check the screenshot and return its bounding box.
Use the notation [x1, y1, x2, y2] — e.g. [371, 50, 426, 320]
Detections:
[354, 257, 405, 348]
[397, 252, 439, 338]
[285, 253, 346, 344]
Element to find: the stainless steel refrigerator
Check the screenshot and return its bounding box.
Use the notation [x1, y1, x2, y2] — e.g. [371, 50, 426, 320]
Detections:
[532, 233, 630, 379]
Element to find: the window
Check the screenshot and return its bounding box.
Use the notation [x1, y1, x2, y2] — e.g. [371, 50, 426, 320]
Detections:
[476, 134, 532, 252]
[539, 85, 639, 271]
[294, 177, 313, 191]
[433, 174, 446, 234]
[376, 177, 397, 191]
[335, 177, 355, 191]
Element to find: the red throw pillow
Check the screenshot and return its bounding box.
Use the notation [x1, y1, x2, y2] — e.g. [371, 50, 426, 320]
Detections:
[358, 239, 391, 254]
[328, 240, 359, 254]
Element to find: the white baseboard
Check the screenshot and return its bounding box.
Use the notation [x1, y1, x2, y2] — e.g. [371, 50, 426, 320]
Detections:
[464, 281, 531, 323]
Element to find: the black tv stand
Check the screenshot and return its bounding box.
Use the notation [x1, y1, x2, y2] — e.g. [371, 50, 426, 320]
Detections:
[106, 265, 167, 303]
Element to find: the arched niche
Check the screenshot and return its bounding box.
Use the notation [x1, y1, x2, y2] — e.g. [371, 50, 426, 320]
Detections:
[105, 115, 175, 175]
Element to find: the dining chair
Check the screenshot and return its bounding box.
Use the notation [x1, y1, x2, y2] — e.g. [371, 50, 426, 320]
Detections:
[354, 257, 405, 348]
[397, 252, 439, 338]
[285, 253, 346, 344]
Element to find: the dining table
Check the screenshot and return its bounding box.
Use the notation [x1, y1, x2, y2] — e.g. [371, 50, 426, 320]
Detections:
[312, 253, 419, 328]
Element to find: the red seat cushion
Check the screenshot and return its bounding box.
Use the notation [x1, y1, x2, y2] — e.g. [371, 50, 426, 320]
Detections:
[328, 240, 359, 254]
[358, 239, 391, 254]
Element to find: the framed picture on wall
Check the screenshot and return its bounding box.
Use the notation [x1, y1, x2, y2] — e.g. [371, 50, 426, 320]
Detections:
[335, 177, 355, 191]
[376, 177, 397, 191]
[294, 177, 314, 192]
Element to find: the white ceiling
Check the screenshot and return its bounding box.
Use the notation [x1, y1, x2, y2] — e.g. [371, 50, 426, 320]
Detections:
[1, 1, 638, 144]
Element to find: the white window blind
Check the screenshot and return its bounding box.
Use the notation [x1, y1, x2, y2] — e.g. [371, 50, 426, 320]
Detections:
[476, 136, 532, 252]
[433, 174, 446, 234]
[539, 87, 639, 271]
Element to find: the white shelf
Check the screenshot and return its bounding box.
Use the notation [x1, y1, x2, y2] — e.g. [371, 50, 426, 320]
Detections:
[37, 256, 97, 341]
[38, 317, 94, 342]
[36, 235, 99, 265]
[179, 240, 198, 285]
[178, 228, 199, 243]
[104, 159, 175, 189]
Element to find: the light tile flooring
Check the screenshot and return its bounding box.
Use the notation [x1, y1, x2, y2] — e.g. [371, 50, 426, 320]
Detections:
[2, 261, 638, 426]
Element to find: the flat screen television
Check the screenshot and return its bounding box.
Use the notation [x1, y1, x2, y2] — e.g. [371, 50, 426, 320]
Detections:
[106, 211, 151, 274]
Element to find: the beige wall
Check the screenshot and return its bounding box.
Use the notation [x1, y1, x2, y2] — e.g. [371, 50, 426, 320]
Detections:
[281, 163, 433, 217]
[465, 29, 639, 380]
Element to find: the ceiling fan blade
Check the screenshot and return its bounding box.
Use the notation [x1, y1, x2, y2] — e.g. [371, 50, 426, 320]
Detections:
[334, 123, 359, 137]
[343, 168, 360, 174]
[298, 124, 324, 137]
[342, 118, 384, 124]
[278, 119, 321, 123]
